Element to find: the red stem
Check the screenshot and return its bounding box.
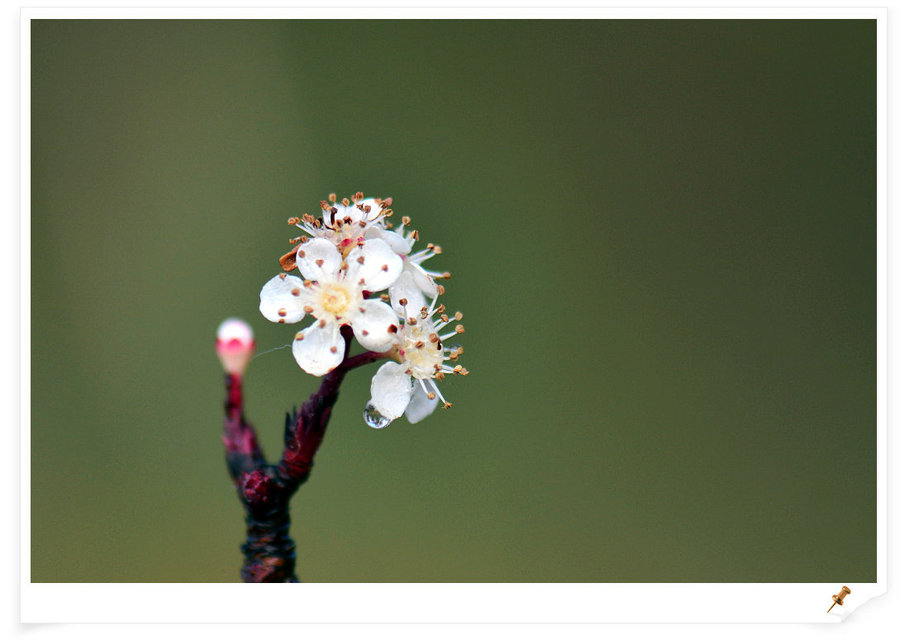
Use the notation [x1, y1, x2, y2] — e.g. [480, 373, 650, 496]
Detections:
[222, 327, 386, 582]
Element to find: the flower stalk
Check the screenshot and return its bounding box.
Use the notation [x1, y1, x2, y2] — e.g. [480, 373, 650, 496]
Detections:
[222, 327, 385, 582]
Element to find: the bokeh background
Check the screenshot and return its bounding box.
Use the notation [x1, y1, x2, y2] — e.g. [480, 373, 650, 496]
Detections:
[31, 19, 876, 582]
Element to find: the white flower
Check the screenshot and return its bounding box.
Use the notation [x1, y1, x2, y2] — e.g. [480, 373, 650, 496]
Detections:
[259, 237, 403, 376]
[288, 193, 392, 258]
[365, 300, 467, 428]
[366, 218, 447, 317]
[285, 196, 446, 317]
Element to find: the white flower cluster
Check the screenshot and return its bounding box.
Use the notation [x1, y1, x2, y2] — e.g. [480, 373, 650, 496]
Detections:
[259, 193, 467, 428]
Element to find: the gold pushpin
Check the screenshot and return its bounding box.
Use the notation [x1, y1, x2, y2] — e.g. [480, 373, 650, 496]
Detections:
[827, 586, 851, 613]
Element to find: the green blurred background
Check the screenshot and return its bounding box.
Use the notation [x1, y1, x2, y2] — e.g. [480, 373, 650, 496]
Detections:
[30, 19, 876, 582]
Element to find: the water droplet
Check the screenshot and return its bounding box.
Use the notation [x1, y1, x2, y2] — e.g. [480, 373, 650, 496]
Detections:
[364, 403, 393, 429]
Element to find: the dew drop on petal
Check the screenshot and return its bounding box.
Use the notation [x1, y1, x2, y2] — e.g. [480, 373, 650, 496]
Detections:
[364, 403, 394, 429]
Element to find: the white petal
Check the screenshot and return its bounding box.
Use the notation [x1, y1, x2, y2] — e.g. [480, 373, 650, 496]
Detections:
[409, 262, 439, 297]
[366, 226, 413, 254]
[357, 198, 386, 222]
[292, 321, 344, 376]
[324, 203, 359, 227]
[369, 362, 414, 420]
[349, 299, 400, 352]
[389, 270, 427, 318]
[405, 383, 440, 424]
[259, 275, 308, 324]
[295, 237, 342, 282]
[344, 238, 403, 292]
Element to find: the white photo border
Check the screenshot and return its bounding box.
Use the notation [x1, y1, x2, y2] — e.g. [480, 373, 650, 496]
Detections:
[19, 4, 888, 625]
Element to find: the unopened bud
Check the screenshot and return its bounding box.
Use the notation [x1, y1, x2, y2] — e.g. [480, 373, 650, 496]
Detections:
[216, 318, 255, 377]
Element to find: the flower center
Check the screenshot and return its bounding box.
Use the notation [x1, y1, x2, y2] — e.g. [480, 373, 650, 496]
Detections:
[319, 283, 353, 316]
[399, 322, 444, 378]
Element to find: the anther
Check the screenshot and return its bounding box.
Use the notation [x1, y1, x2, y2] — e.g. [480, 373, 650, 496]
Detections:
[278, 309, 287, 317]
[455, 324, 465, 334]
[382, 197, 393, 207]
[381, 264, 389, 271]
[318, 319, 326, 328]
[341, 198, 350, 207]
[291, 288, 300, 296]
[401, 216, 411, 226]
[278, 273, 287, 281]
[426, 392, 436, 400]
[388, 324, 398, 334]
[357, 256, 366, 264]
[454, 311, 463, 320]
[443, 402, 453, 409]
[442, 272, 452, 279]
[295, 332, 304, 341]
[330, 346, 338, 353]
[297, 250, 306, 258]
[304, 305, 314, 313]
[320, 200, 330, 210]
[436, 304, 446, 314]
[315, 259, 324, 267]
[437, 284, 446, 295]
[415, 341, 425, 349]
[328, 193, 336, 203]
[399, 298, 408, 307]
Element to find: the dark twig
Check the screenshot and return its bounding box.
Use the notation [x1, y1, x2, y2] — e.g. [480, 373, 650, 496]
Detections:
[223, 326, 385, 582]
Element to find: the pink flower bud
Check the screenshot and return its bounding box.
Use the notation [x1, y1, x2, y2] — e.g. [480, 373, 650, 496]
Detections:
[216, 318, 255, 377]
